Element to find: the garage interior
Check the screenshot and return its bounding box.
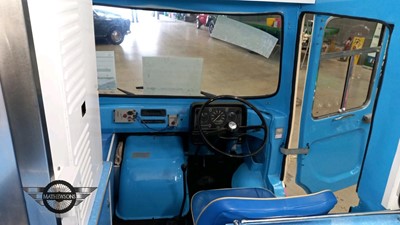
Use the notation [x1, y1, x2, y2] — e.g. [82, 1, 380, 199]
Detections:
[95, 7, 380, 214]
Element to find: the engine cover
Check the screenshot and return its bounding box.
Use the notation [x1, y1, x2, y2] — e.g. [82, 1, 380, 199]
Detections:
[116, 135, 188, 220]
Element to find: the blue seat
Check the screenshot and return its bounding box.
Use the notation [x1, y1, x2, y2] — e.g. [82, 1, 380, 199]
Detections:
[191, 188, 337, 225]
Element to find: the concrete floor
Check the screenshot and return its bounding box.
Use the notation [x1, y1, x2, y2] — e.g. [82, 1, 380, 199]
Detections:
[96, 12, 372, 213]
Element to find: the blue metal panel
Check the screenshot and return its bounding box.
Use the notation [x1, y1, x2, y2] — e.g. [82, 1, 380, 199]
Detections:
[102, 133, 114, 160]
[99, 97, 194, 133]
[100, 96, 288, 196]
[354, 25, 400, 212]
[92, 0, 400, 25]
[244, 110, 288, 196]
[298, 1, 399, 211]
[88, 162, 113, 225]
[97, 183, 112, 225]
[232, 163, 265, 188]
[90, 134, 117, 225]
[94, 0, 400, 212]
[296, 13, 388, 194]
[298, 128, 368, 192]
[116, 135, 189, 220]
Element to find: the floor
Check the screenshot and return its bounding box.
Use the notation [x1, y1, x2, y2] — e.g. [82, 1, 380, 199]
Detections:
[96, 11, 365, 214]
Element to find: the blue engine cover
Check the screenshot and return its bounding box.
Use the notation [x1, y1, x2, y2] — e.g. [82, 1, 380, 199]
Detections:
[116, 135, 189, 220]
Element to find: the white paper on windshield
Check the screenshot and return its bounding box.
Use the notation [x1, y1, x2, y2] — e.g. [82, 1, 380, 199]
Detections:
[143, 57, 203, 96]
[96, 51, 117, 90]
[211, 16, 278, 58]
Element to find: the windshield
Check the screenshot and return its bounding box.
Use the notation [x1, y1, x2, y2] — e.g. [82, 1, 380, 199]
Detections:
[94, 6, 282, 97]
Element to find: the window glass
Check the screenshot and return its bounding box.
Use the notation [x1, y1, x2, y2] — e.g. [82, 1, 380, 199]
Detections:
[93, 6, 282, 97]
[310, 17, 383, 117]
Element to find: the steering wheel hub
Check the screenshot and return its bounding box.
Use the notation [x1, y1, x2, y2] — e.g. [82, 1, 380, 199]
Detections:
[228, 121, 238, 131]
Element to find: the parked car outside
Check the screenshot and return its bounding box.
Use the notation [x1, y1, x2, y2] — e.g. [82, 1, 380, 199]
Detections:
[93, 8, 131, 45]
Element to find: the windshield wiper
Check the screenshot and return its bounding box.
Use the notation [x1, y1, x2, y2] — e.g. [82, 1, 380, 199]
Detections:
[200, 90, 217, 98]
[117, 87, 135, 96]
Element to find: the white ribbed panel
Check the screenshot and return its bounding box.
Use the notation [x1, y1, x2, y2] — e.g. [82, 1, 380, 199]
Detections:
[56, 1, 94, 224]
[28, 0, 103, 224]
[57, 0, 87, 116]
[73, 124, 90, 158]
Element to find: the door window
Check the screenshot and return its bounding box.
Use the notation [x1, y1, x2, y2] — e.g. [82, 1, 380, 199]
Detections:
[308, 17, 383, 117]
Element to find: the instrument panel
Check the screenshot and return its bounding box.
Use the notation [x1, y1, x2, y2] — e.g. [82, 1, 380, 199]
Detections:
[191, 103, 247, 131]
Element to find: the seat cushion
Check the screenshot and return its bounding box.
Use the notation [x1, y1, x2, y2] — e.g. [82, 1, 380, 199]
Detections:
[191, 188, 275, 225]
[191, 189, 337, 225]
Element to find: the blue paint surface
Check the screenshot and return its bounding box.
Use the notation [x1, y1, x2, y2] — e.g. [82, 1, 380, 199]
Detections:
[93, 0, 400, 216]
[88, 162, 113, 225]
[100, 96, 289, 195]
[116, 135, 189, 219]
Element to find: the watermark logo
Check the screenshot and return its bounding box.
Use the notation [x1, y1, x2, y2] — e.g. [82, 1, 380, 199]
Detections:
[24, 180, 96, 214]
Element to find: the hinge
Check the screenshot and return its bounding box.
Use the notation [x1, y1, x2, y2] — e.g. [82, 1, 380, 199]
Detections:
[280, 146, 309, 155]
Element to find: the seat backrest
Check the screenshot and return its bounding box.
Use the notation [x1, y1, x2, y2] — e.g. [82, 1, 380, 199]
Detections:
[193, 190, 337, 225]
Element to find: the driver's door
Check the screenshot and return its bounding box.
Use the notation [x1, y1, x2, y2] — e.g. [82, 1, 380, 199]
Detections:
[296, 14, 388, 193]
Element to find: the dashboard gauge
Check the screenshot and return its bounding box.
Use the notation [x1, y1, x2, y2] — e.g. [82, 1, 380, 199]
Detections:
[210, 109, 226, 126]
[193, 104, 244, 132]
[227, 111, 237, 121]
[200, 112, 209, 125]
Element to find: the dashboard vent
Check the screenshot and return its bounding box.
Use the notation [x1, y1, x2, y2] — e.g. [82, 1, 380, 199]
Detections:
[141, 109, 166, 117]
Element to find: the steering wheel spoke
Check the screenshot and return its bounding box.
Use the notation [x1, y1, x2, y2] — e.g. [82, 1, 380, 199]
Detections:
[238, 125, 266, 132]
[218, 133, 241, 140]
[202, 127, 229, 135]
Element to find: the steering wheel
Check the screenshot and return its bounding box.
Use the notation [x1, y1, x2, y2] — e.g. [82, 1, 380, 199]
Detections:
[198, 95, 268, 158]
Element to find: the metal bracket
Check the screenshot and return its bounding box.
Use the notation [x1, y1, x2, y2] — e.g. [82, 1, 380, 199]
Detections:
[280, 146, 309, 155]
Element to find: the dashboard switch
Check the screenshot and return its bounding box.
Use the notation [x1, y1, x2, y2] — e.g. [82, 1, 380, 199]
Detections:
[168, 114, 179, 127]
[114, 109, 137, 123]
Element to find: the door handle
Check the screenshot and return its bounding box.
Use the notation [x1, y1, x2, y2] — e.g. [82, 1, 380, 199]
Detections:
[333, 114, 354, 121]
[362, 113, 373, 124]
